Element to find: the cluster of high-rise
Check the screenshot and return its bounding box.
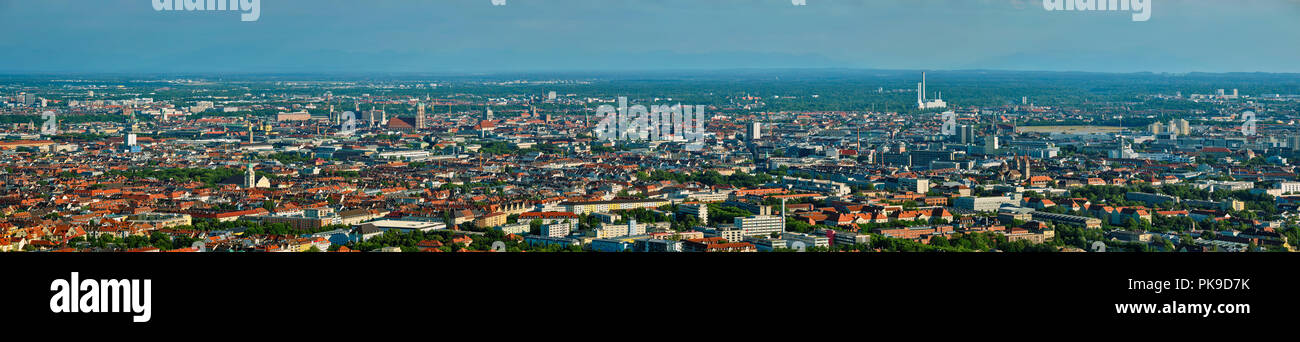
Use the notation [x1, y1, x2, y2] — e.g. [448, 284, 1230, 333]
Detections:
[1149, 118, 1192, 136]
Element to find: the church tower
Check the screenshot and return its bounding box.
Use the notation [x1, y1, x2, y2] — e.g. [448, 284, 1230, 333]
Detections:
[416, 103, 427, 130]
[368, 106, 376, 127]
[1019, 155, 1031, 180]
[329, 104, 337, 125]
[245, 163, 256, 188]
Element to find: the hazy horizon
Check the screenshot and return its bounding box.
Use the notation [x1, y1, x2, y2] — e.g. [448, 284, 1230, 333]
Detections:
[2, 0, 1299, 74]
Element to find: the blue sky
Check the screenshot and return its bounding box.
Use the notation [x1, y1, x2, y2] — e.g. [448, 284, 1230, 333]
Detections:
[1, 0, 1297, 73]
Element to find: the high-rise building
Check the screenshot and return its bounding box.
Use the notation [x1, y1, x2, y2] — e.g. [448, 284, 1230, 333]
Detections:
[1148, 122, 1164, 135]
[957, 124, 976, 144]
[748, 122, 762, 141]
[900, 177, 930, 194]
[983, 135, 999, 155]
[123, 127, 139, 153]
[1213, 89, 1241, 99]
[484, 107, 494, 121]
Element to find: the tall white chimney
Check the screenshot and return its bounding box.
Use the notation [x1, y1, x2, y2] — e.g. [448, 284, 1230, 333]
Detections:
[922, 72, 927, 101]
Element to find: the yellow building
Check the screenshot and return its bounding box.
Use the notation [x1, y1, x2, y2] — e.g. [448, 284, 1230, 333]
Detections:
[475, 212, 509, 229]
[127, 213, 192, 229]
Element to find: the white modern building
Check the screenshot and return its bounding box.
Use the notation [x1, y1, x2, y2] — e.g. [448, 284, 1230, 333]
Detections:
[592, 219, 647, 238]
[954, 195, 1021, 212]
[735, 215, 784, 237]
[1274, 182, 1300, 195]
[541, 223, 571, 238]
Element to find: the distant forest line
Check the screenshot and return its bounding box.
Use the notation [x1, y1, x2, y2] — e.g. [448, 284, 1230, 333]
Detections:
[4, 69, 1298, 116]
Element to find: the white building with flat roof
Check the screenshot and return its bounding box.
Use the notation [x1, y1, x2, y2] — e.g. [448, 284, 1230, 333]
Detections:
[1274, 182, 1300, 195]
[357, 220, 446, 234]
[782, 232, 830, 249]
[735, 215, 784, 237]
[954, 195, 1020, 212]
[541, 223, 571, 238]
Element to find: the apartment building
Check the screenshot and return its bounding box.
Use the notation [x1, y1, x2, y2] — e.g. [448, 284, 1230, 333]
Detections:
[734, 215, 784, 237]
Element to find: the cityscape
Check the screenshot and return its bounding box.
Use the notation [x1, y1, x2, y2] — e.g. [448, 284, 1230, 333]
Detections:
[1, 0, 1297, 256]
[1, 69, 1297, 253]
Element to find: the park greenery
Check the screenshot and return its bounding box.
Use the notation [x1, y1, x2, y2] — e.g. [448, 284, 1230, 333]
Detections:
[106, 167, 245, 187]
